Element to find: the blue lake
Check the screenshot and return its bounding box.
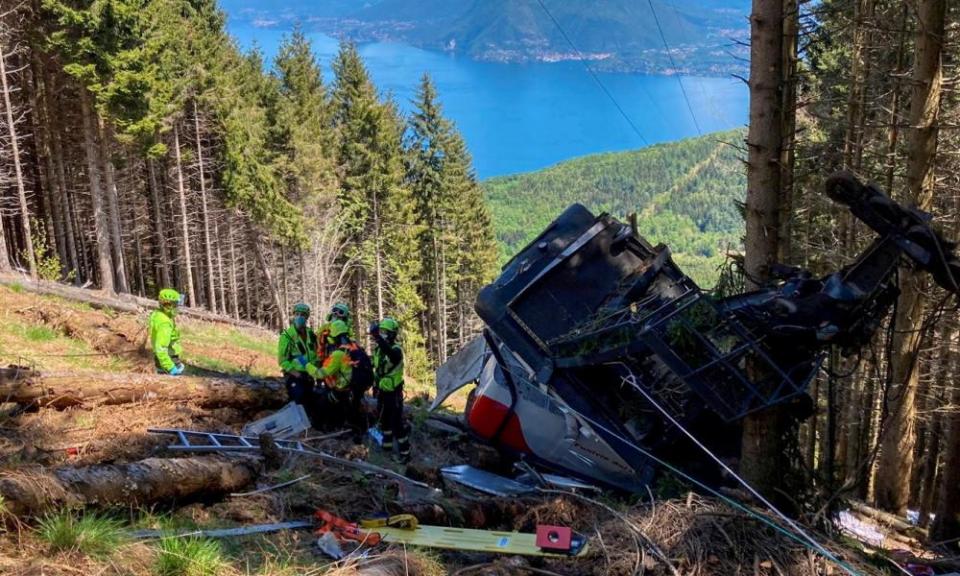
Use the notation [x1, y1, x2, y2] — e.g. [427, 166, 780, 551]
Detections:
[227, 21, 749, 179]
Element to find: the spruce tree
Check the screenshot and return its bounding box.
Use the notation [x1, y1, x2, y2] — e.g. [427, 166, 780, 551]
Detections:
[332, 42, 428, 378]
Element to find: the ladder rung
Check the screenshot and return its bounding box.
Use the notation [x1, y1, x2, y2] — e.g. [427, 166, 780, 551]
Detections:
[177, 431, 189, 447]
[210, 435, 222, 447]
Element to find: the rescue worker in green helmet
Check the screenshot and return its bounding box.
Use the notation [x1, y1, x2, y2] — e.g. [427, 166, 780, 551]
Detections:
[278, 302, 321, 426]
[306, 319, 355, 431]
[149, 288, 185, 375]
[369, 317, 410, 462]
[326, 302, 354, 338]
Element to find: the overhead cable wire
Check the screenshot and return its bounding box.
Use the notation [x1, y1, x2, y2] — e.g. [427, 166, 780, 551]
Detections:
[533, 0, 649, 147]
[644, 0, 703, 134]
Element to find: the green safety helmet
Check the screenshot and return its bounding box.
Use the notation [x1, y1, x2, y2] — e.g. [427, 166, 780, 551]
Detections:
[158, 288, 182, 306]
[327, 320, 349, 339]
[378, 317, 399, 335]
[292, 302, 311, 316]
[330, 302, 350, 319]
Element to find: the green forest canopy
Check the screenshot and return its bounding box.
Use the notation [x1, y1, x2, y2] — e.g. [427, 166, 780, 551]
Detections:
[483, 129, 746, 288]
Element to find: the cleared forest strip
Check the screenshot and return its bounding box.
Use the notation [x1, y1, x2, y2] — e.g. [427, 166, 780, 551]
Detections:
[638, 140, 727, 221]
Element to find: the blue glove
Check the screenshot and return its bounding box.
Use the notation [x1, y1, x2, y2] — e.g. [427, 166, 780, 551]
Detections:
[169, 363, 184, 376]
[295, 355, 307, 368]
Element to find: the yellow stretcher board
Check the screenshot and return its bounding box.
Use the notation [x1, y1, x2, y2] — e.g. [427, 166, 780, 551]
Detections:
[376, 525, 589, 557]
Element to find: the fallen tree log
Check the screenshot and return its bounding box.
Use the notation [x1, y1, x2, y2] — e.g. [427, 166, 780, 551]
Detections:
[0, 455, 259, 516]
[0, 273, 268, 332]
[848, 500, 927, 538]
[0, 366, 286, 411]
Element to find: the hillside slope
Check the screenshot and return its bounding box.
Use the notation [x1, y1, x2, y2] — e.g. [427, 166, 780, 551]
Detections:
[483, 129, 746, 287]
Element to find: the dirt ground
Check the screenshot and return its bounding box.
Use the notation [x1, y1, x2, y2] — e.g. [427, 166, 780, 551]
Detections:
[0, 285, 939, 575]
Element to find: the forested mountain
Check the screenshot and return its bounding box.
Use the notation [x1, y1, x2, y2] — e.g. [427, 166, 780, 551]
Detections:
[484, 130, 746, 287]
[222, 0, 750, 75]
[0, 4, 496, 381]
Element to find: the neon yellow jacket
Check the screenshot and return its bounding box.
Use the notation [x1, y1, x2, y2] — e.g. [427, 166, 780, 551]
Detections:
[278, 325, 318, 374]
[373, 342, 403, 392]
[149, 309, 182, 372]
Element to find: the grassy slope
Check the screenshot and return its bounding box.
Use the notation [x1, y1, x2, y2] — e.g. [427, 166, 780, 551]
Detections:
[0, 283, 278, 377]
[483, 129, 746, 288]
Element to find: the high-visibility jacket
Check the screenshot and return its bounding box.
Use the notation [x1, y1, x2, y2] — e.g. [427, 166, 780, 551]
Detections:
[373, 342, 404, 392]
[278, 325, 319, 375]
[317, 348, 353, 390]
[149, 308, 182, 372]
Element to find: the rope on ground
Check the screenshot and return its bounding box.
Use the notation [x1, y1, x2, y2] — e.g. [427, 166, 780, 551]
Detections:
[230, 473, 312, 497]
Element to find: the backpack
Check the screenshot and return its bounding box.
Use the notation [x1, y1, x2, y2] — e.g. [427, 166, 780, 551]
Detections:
[342, 342, 374, 393]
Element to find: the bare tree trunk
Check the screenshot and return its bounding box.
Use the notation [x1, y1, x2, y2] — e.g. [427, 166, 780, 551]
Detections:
[740, 0, 787, 500]
[98, 120, 128, 292]
[243, 247, 251, 321]
[172, 123, 196, 305]
[48, 73, 79, 281]
[842, 0, 872, 170]
[79, 87, 115, 294]
[215, 216, 226, 315]
[147, 156, 171, 287]
[280, 243, 289, 314]
[373, 192, 384, 318]
[884, 5, 908, 194]
[0, 35, 35, 277]
[250, 227, 284, 329]
[193, 100, 217, 312]
[439, 225, 449, 363]
[917, 403, 942, 527]
[930, 375, 960, 540]
[843, 369, 865, 490]
[228, 217, 239, 320]
[875, 0, 944, 515]
[777, 0, 798, 264]
[28, 53, 64, 269]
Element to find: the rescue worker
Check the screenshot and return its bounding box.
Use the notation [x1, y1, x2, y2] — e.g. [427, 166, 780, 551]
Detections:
[278, 302, 321, 426]
[369, 317, 410, 462]
[149, 288, 185, 375]
[306, 320, 355, 431]
[326, 302, 354, 338]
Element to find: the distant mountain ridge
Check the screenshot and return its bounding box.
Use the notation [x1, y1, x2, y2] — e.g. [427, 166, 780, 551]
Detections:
[482, 129, 747, 287]
[222, 0, 750, 75]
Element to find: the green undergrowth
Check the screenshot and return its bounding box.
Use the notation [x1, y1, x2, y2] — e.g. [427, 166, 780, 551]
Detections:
[181, 323, 275, 357]
[38, 511, 127, 558]
[0, 318, 106, 370]
[155, 536, 226, 576]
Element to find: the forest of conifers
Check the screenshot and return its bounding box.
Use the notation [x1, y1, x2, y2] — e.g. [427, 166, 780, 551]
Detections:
[738, 0, 959, 542]
[0, 1, 497, 380]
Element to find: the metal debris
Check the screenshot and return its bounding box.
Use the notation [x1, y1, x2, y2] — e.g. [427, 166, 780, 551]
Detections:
[441, 465, 535, 497]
